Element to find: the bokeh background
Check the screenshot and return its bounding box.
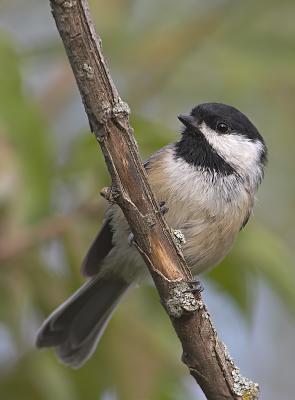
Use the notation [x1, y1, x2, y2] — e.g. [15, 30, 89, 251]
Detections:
[0, 0, 294, 399]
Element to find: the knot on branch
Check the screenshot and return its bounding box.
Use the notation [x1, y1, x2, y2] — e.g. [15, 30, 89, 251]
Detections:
[100, 186, 118, 203]
[82, 63, 94, 79]
[54, 0, 76, 7]
[112, 100, 130, 118]
[165, 281, 203, 318]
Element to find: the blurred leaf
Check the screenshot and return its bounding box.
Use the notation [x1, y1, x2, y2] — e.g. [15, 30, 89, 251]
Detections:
[0, 35, 53, 221]
[63, 116, 174, 198]
[0, 353, 78, 400]
[122, 5, 232, 106]
[207, 254, 252, 316]
[131, 115, 175, 158]
[208, 223, 295, 316]
[235, 224, 295, 314]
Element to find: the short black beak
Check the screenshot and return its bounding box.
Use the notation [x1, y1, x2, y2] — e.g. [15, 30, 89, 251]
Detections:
[178, 114, 197, 129]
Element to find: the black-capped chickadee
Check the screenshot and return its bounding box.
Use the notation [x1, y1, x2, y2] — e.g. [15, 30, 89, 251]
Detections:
[36, 103, 267, 367]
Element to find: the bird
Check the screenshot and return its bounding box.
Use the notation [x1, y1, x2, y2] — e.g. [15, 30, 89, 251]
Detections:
[36, 102, 267, 368]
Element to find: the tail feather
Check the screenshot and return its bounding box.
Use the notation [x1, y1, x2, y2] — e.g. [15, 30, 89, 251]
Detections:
[36, 276, 129, 368]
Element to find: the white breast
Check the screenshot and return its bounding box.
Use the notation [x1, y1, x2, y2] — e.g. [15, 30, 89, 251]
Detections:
[102, 145, 257, 281]
[148, 147, 255, 274]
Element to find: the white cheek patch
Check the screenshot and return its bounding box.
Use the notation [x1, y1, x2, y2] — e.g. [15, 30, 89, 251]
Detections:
[199, 122, 264, 177]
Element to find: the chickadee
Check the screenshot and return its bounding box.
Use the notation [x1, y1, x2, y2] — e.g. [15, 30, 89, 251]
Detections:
[36, 102, 267, 367]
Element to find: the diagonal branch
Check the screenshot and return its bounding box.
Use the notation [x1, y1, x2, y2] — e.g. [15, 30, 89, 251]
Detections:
[48, 1, 259, 399]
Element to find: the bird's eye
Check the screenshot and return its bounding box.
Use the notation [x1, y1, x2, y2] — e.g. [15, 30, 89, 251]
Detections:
[216, 122, 229, 134]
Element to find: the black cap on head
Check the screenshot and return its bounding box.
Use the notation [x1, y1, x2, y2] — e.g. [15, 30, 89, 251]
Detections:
[190, 102, 263, 142]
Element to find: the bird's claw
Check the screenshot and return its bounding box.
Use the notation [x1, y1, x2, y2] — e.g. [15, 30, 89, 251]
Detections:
[128, 232, 134, 246]
[184, 280, 204, 294]
[159, 200, 169, 216]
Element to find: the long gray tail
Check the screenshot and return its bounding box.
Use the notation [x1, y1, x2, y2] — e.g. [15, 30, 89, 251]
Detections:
[36, 276, 129, 368]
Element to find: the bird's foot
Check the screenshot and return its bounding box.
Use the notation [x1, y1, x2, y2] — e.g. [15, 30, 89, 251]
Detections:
[159, 200, 169, 216]
[165, 281, 204, 318]
[184, 279, 204, 294]
[128, 232, 134, 246]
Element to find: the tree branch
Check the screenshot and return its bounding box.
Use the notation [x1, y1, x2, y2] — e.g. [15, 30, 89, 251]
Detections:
[48, 1, 259, 399]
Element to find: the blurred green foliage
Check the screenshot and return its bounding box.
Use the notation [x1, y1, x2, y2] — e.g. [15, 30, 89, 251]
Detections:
[0, 0, 295, 399]
[0, 37, 53, 221]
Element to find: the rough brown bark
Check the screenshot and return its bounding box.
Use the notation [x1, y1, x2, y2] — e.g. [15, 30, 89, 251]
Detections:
[48, 1, 259, 399]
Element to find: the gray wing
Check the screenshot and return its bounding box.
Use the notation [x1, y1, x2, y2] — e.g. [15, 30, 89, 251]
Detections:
[81, 147, 168, 277]
[81, 217, 114, 277]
